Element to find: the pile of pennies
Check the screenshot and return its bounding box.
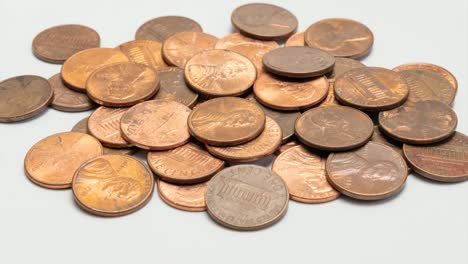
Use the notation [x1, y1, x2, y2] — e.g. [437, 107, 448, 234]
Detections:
[1, 3, 466, 230]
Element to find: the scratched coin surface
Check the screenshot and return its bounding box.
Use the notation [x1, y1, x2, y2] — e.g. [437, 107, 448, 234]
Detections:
[32, 24, 100, 63]
[24, 132, 103, 189]
[215, 33, 279, 50]
[328, 57, 366, 81]
[0, 75, 53, 122]
[72, 155, 154, 216]
[285, 31, 305, 47]
[227, 43, 275, 73]
[272, 145, 340, 203]
[88, 106, 132, 148]
[231, 3, 298, 40]
[393, 63, 458, 93]
[206, 165, 289, 230]
[86, 62, 159, 107]
[158, 179, 208, 212]
[185, 49, 257, 97]
[326, 141, 408, 200]
[319, 82, 339, 106]
[403, 132, 468, 182]
[153, 67, 198, 107]
[334, 67, 409, 111]
[305, 18, 374, 59]
[188, 97, 265, 146]
[118, 40, 167, 69]
[295, 105, 373, 151]
[135, 16, 203, 42]
[263, 46, 335, 78]
[121, 100, 191, 150]
[379, 100, 457, 144]
[48, 73, 94, 112]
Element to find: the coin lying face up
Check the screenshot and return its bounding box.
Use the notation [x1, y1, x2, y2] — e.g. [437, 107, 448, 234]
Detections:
[153, 67, 199, 108]
[135, 16, 203, 42]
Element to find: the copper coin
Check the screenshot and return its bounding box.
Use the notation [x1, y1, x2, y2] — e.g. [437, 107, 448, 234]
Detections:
[158, 179, 208, 212]
[147, 142, 224, 184]
[188, 97, 266, 146]
[394, 63, 457, 92]
[379, 100, 457, 144]
[24, 132, 103, 189]
[305, 18, 374, 59]
[61, 48, 129, 92]
[162, 32, 218, 68]
[0, 75, 53, 122]
[86, 62, 159, 107]
[72, 154, 154, 216]
[153, 66, 198, 107]
[215, 33, 279, 50]
[403, 132, 468, 182]
[295, 105, 373, 151]
[285, 31, 305, 47]
[326, 141, 408, 200]
[231, 3, 298, 40]
[32, 24, 100, 64]
[272, 145, 340, 203]
[254, 72, 329, 110]
[275, 140, 300, 155]
[121, 100, 191, 150]
[88, 106, 132, 148]
[206, 165, 289, 230]
[328, 57, 366, 81]
[263, 46, 335, 78]
[135, 16, 202, 42]
[118, 40, 167, 69]
[227, 43, 275, 73]
[370, 126, 403, 156]
[48, 73, 94, 112]
[334, 67, 409, 111]
[185, 49, 257, 97]
[318, 82, 339, 106]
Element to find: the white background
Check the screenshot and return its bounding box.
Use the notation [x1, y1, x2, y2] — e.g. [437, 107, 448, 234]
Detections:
[0, 0, 467, 263]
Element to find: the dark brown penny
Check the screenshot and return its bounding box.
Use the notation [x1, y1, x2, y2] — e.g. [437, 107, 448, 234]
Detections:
[328, 57, 366, 81]
[285, 32, 305, 47]
[118, 40, 167, 69]
[153, 67, 198, 108]
[135, 16, 203, 42]
[49, 73, 94, 112]
[158, 179, 208, 212]
[162, 32, 218, 68]
[393, 63, 458, 93]
[88, 106, 132, 148]
[215, 33, 279, 50]
[295, 105, 373, 151]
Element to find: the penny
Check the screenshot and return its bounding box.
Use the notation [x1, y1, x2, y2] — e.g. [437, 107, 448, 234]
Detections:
[328, 57, 366, 81]
[379, 100, 457, 144]
[263, 46, 335, 78]
[61, 48, 129, 92]
[205, 165, 289, 230]
[403, 132, 468, 182]
[370, 126, 403, 155]
[162, 32, 218, 68]
[319, 82, 339, 106]
[285, 32, 305, 47]
[48, 73, 94, 112]
[275, 140, 300, 155]
[153, 67, 198, 107]
[215, 33, 279, 50]
[326, 141, 408, 200]
[231, 3, 298, 40]
[118, 40, 167, 69]
[72, 155, 154, 216]
[393, 63, 458, 92]
[295, 105, 373, 151]
[158, 179, 208, 212]
[86, 62, 159, 107]
[121, 100, 191, 150]
[32, 24, 100, 63]
[305, 18, 374, 59]
[24, 132, 103, 189]
[334, 67, 409, 111]
[147, 142, 224, 184]
[88, 106, 132, 148]
[0, 75, 53, 122]
[135, 16, 203, 42]
[185, 49, 257, 97]
[227, 43, 275, 73]
[188, 97, 265, 146]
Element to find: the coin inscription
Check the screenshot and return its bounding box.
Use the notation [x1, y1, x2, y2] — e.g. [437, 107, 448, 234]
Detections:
[88, 106, 131, 148]
[118, 40, 167, 69]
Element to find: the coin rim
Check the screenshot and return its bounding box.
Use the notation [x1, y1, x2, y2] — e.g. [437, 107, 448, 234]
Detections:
[157, 178, 207, 212]
[135, 15, 203, 41]
[48, 73, 95, 112]
[88, 106, 133, 148]
[155, 66, 199, 108]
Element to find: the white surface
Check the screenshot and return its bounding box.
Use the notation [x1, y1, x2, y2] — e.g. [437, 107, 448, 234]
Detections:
[0, 0, 467, 263]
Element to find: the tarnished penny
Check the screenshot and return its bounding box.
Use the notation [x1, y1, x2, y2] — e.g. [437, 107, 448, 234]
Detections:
[272, 145, 340, 203]
[72, 155, 154, 216]
[328, 57, 366, 81]
[147, 142, 224, 184]
[158, 179, 208, 212]
[275, 140, 300, 155]
[379, 100, 457, 144]
[319, 82, 339, 106]
[153, 67, 198, 107]
[403, 132, 468, 182]
[263, 46, 335, 78]
[185, 49, 256, 97]
[305, 18, 374, 59]
[231, 3, 298, 40]
[370, 126, 403, 156]
[285, 32, 305, 47]
[215, 33, 279, 50]
[295, 105, 373, 151]
[0, 75, 53, 122]
[135, 16, 203, 42]
[206, 165, 289, 230]
[118, 40, 167, 69]
[24, 132, 103, 189]
[49, 73, 94, 112]
[334, 67, 409, 111]
[394, 63, 457, 92]
[88, 106, 132, 148]
[121, 100, 191, 150]
[162, 32, 218, 68]
[326, 141, 408, 200]
[86, 62, 159, 107]
[32, 24, 100, 63]
[188, 97, 265, 146]
[227, 43, 275, 73]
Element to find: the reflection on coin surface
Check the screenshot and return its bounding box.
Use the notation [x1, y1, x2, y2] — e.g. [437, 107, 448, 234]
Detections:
[135, 16, 202, 42]
[227, 43, 275, 73]
[162, 32, 217, 68]
[285, 32, 305, 47]
[49, 73, 94, 112]
[393, 63, 457, 92]
[158, 179, 208, 212]
[328, 57, 366, 81]
[153, 67, 198, 107]
[88, 106, 132, 148]
[215, 33, 279, 50]
[118, 40, 167, 69]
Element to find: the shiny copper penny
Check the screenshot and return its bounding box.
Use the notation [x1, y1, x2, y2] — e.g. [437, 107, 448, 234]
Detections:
[305, 18, 374, 59]
[328, 57, 366, 81]
[370, 126, 403, 155]
[227, 43, 275, 73]
[24, 132, 103, 189]
[32, 24, 100, 64]
[158, 179, 208, 212]
[118, 40, 167, 69]
[72, 154, 154, 216]
[188, 97, 266, 146]
[88, 106, 132, 148]
[153, 67, 198, 107]
[275, 140, 300, 155]
[185, 49, 256, 97]
[121, 100, 191, 150]
[162, 32, 218, 68]
[326, 141, 408, 200]
[379, 100, 457, 144]
[285, 32, 305, 47]
[318, 82, 339, 106]
[135, 16, 203, 42]
[394, 63, 457, 92]
[49, 73, 94, 112]
[334, 67, 409, 111]
[206, 165, 289, 230]
[215, 33, 279, 50]
[0, 75, 53, 122]
[295, 105, 373, 151]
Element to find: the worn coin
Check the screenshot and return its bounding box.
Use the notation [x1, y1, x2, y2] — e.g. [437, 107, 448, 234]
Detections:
[318, 82, 339, 106]
[162, 32, 218, 68]
[215, 33, 279, 50]
[88, 106, 132, 148]
[285, 32, 305, 47]
[135, 16, 203, 42]
[275, 140, 300, 155]
[328, 57, 366, 81]
[227, 43, 275, 73]
[158, 179, 208, 212]
[48, 73, 94, 112]
[153, 67, 198, 107]
[394, 63, 457, 91]
[118, 40, 167, 69]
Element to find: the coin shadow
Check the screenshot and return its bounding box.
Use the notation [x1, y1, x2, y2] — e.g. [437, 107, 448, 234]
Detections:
[339, 183, 407, 206]
[203, 212, 286, 233]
